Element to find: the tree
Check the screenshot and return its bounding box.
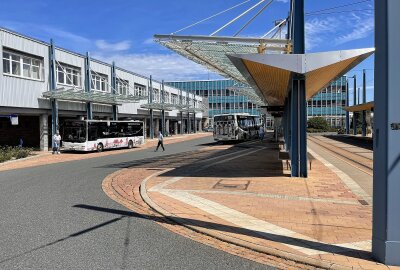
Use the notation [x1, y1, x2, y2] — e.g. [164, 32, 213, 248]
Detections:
[307, 117, 329, 131]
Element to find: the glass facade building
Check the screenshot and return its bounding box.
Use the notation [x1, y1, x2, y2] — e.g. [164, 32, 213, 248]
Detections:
[307, 76, 348, 128]
[166, 80, 261, 120]
[168, 77, 347, 129]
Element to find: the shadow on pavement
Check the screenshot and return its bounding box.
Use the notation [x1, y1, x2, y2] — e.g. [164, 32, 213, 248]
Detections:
[72, 204, 373, 261]
[94, 141, 287, 178]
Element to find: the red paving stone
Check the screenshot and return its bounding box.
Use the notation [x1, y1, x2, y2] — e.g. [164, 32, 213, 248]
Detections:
[102, 136, 399, 270]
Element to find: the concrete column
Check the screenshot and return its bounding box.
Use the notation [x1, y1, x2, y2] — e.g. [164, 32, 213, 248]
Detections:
[373, 0, 400, 265]
[174, 122, 178, 135]
[165, 119, 170, 135]
[198, 119, 202, 132]
[154, 118, 160, 136]
[39, 114, 49, 151]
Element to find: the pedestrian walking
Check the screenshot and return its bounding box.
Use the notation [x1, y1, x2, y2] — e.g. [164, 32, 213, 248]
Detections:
[53, 131, 61, 154]
[155, 131, 165, 152]
[259, 126, 265, 141]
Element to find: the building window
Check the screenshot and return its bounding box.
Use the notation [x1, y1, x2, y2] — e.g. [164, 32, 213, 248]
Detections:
[163, 92, 170, 103]
[91, 73, 108, 92]
[116, 79, 129, 95]
[134, 83, 146, 96]
[57, 63, 81, 87]
[171, 94, 178, 104]
[2, 49, 43, 80]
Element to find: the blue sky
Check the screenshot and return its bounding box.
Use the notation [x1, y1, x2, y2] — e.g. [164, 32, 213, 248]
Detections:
[0, 0, 374, 102]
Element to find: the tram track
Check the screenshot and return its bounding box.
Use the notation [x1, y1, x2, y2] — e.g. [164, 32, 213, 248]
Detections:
[308, 136, 373, 176]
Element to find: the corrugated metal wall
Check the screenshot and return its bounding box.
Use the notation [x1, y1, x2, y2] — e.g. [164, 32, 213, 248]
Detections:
[0, 28, 203, 119]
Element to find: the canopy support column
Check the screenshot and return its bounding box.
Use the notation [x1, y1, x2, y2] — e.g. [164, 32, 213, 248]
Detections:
[346, 79, 350, 134]
[362, 69, 367, 136]
[353, 75, 357, 135]
[85, 52, 93, 120]
[372, 0, 400, 265]
[149, 76, 154, 139]
[111, 62, 118, 121]
[49, 39, 58, 147]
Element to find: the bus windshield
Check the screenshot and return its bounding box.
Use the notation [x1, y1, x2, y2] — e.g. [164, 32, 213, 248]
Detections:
[63, 121, 86, 143]
[237, 115, 253, 129]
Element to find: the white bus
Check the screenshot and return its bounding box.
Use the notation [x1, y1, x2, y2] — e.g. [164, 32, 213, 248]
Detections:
[213, 113, 261, 142]
[62, 120, 144, 152]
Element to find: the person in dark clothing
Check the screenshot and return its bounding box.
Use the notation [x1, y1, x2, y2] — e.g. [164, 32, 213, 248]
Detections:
[155, 131, 165, 152]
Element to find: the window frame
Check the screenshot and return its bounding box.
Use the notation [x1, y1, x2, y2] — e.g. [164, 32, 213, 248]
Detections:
[2, 49, 44, 81]
[116, 78, 129, 95]
[91, 73, 109, 92]
[56, 62, 82, 88]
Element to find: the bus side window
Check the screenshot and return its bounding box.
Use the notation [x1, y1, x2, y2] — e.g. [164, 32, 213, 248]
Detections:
[88, 125, 98, 141]
[117, 122, 127, 137]
[98, 122, 109, 139]
[132, 123, 144, 136]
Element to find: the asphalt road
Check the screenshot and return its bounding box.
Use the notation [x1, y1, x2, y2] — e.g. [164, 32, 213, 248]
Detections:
[0, 136, 273, 270]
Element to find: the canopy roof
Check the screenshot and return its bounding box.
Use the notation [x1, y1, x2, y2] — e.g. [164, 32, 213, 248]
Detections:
[227, 85, 265, 106]
[228, 48, 375, 106]
[43, 88, 146, 105]
[154, 34, 289, 85]
[140, 102, 177, 111]
[343, 101, 374, 112]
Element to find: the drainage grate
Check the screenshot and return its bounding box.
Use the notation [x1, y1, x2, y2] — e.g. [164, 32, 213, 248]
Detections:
[358, 199, 369, 205]
[213, 180, 250, 190]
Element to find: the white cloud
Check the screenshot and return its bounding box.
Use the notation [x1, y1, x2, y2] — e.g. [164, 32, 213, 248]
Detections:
[305, 17, 338, 50]
[304, 9, 374, 51]
[92, 52, 213, 81]
[334, 13, 374, 45]
[95, 40, 131, 51]
[143, 38, 155, 45]
[275, 0, 289, 3]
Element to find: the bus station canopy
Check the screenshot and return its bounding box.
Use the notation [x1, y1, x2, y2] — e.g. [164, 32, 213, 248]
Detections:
[140, 102, 177, 111]
[228, 48, 375, 106]
[155, 34, 374, 107]
[43, 88, 147, 105]
[343, 101, 374, 112]
[154, 34, 289, 105]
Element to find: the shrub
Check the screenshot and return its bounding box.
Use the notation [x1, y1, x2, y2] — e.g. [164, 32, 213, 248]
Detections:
[0, 146, 32, 163]
[307, 117, 329, 132]
[15, 148, 31, 159]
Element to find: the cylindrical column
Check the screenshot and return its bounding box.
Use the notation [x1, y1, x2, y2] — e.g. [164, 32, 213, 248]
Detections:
[346, 78, 350, 134]
[353, 76, 357, 135]
[362, 69, 367, 136]
[372, 0, 400, 265]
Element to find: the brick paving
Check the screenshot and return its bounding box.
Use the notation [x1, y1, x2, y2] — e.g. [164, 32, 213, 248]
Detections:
[0, 133, 210, 172]
[101, 134, 398, 269]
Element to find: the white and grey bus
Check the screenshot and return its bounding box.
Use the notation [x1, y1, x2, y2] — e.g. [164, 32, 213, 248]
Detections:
[213, 113, 261, 142]
[62, 120, 144, 152]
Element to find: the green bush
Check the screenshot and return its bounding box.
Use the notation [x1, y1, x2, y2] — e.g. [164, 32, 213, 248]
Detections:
[0, 146, 32, 163]
[308, 117, 329, 131]
[307, 117, 330, 132]
[15, 148, 31, 159]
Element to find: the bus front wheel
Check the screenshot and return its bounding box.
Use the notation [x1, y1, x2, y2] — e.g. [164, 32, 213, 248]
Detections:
[97, 143, 104, 152]
[128, 140, 133, 149]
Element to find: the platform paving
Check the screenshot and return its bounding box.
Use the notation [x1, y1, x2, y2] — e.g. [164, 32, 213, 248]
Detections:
[104, 134, 399, 270]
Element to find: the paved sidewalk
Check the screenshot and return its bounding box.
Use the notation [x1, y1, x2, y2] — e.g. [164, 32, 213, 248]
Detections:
[0, 133, 211, 172]
[134, 137, 397, 270]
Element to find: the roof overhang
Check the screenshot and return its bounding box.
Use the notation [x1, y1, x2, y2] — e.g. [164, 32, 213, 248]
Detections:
[154, 34, 289, 86]
[228, 48, 375, 106]
[344, 101, 374, 112]
[43, 88, 147, 105]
